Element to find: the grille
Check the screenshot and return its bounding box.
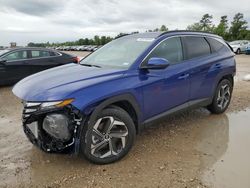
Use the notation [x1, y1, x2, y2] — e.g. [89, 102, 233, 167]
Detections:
[22, 102, 41, 122]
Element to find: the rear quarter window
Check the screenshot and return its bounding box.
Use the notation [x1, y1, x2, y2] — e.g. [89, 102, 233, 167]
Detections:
[182, 36, 211, 60]
[49, 51, 61, 56]
[206, 37, 225, 53]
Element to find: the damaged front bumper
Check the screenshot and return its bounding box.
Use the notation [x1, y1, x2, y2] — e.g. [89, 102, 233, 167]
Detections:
[22, 102, 84, 154]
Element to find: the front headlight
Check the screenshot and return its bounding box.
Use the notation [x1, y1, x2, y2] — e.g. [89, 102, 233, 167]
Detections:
[24, 99, 74, 110]
[40, 99, 74, 110]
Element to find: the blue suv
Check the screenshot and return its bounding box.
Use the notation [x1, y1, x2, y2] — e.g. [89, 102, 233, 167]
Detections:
[13, 31, 236, 164]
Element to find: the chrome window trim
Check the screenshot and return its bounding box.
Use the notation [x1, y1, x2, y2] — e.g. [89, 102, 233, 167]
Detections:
[139, 34, 224, 68]
[1, 49, 62, 63]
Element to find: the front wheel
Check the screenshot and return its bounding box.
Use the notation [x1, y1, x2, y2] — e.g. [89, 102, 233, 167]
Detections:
[81, 107, 136, 164]
[207, 79, 233, 114]
[236, 48, 241, 54]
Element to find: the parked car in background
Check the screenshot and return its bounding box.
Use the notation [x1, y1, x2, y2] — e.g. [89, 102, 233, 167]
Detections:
[13, 31, 235, 164]
[246, 44, 250, 55]
[0, 47, 79, 85]
[229, 40, 250, 54]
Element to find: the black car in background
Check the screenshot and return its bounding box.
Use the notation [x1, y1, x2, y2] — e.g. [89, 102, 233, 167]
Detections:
[0, 47, 79, 85]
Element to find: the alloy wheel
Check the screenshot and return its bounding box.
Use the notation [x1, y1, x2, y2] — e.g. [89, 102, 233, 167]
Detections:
[90, 116, 128, 158]
[217, 84, 231, 110]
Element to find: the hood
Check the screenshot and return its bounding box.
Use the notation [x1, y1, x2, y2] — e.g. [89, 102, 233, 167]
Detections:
[13, 63, 126, 101]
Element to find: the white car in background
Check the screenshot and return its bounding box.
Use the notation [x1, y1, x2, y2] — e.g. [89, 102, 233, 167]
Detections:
[229, 40, 250, 54]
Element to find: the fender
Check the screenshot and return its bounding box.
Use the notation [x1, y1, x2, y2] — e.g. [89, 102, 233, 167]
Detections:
[85, 93, 143, 132]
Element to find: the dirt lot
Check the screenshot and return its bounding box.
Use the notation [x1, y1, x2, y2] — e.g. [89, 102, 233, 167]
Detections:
[0, 53, 250, 188]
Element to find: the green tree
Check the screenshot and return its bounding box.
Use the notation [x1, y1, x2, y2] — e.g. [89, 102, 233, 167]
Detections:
[186, 22, 202, 31]
[200, 14, 214, 31]
[94, 35, 100, 45]
[187, 14, 214, 31]
[214, 15, 229, 39]
[160, 25, 168, 32]
[153, 28, 159, 32]
[84, 38, 89, 45]
[77, 38, 84, 45]
[229, 13, 248, 40]
[100, 36, 107, 45]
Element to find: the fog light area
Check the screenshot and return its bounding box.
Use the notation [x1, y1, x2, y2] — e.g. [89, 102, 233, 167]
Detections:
[42, 114, 71, 141]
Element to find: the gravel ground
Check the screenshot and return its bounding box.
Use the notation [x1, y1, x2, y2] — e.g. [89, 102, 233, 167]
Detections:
[0, 53, 250, 188]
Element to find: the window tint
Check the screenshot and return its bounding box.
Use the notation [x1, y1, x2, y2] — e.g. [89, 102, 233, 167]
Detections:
[4, 51, 27, 61]
[49, 51, 56, 56]
[145, 37, 183, 64]
[31, 50, 50, 58]
[182, 36, 211, 59]
[206, 37, 224, 53]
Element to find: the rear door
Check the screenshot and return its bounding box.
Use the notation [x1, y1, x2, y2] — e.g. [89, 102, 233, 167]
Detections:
[0, 50, 29, 84]
[181, 36, 215, 102]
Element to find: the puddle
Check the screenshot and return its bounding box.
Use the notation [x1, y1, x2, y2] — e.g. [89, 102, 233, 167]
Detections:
[235, 72, 250, 82]
[197, 109, 250, 188]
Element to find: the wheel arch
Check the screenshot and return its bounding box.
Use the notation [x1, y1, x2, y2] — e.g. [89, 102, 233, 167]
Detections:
[83, 93, 142, 133]
[219, 74, 234, 87]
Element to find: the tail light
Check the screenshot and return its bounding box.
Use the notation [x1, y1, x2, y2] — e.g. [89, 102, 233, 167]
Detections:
[72, 56, 80, 64]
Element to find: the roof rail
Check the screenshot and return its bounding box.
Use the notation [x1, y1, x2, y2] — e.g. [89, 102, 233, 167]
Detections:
[158, 30, 218, 38]
[114, 33, 131, 39]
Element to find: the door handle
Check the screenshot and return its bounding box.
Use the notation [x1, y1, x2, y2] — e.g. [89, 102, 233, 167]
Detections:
[215, 63, 222, 69]
[178, 73, 189, 79]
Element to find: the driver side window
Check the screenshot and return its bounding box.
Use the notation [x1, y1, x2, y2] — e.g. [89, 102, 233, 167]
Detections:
[144, 37, 183, 65]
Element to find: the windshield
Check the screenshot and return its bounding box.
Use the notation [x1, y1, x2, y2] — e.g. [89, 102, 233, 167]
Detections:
[0, 50, 9, 56]
[80, 37, 154, 68]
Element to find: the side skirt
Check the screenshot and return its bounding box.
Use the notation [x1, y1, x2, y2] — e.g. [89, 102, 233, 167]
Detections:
[141, 98, 212, 129]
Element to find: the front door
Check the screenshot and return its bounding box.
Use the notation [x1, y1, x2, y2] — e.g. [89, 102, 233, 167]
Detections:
[140, 37, 190, 120]
[0, 50, 29, 85]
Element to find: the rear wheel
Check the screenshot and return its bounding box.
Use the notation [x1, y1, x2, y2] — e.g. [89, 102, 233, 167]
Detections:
[207, 79, 233, 114]
[236, 48, 241, 54]
[81, 107, 136, 164]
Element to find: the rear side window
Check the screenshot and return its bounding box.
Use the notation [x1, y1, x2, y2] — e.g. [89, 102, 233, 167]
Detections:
[182, 36, 211, 59]
[31, 50, 50, 58]
[206, 37, 226, 53]
[50, 51, 56, 56]
[145, 37, 183, 64]
[4, 51, 27, 61]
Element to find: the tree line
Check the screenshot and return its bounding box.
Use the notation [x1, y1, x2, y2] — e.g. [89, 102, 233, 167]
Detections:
[27, 25, 169, 47]
[28, 12, 249, 47]
[187, 13, 250, 41]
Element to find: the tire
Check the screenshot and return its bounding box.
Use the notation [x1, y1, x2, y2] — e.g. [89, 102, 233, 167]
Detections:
[236, 48, 241, 54]
[207, 79, 233, 114]
[81, 107, 136, 164]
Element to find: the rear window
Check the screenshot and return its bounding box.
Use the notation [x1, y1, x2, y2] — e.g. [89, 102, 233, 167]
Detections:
[206, 37, 225, 53]
[182, 36, 211, 59]
[31, 50, 50, 58]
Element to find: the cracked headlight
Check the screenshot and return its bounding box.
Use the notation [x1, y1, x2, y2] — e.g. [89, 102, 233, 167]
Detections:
[43, 113, 71, 141]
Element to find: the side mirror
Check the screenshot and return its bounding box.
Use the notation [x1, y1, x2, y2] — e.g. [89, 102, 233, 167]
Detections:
[0, 58, 7, 65]
[141, 57, 170, 69]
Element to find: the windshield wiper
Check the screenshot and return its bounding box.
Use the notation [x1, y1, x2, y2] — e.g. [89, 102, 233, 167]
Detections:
[80, 63, 102, 68]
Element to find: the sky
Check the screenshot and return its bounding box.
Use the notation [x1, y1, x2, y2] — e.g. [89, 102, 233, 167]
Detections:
[0, 0, 249, 46]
